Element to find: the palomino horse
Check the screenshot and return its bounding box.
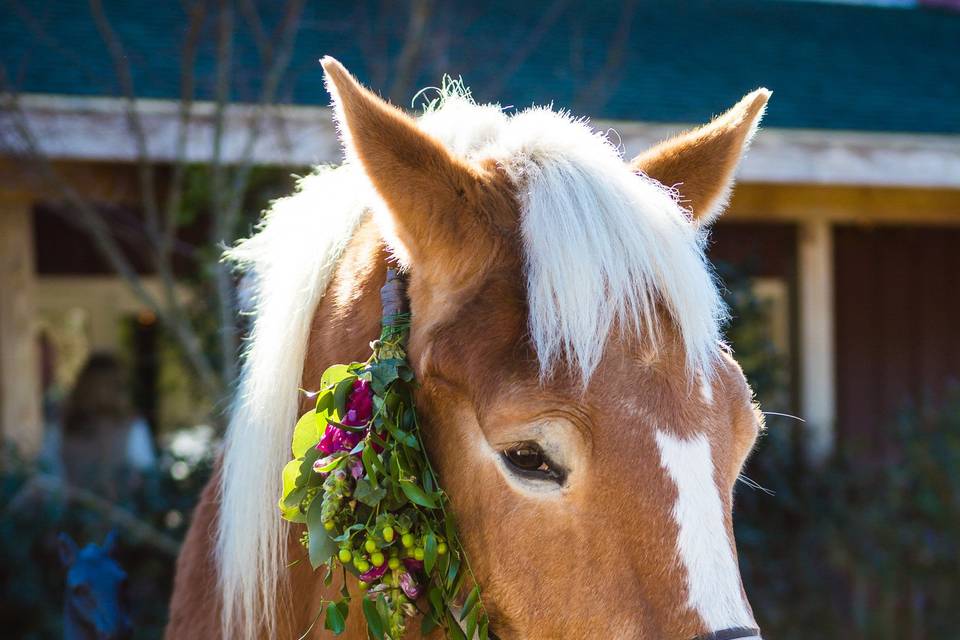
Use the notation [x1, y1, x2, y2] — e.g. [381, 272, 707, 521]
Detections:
[167, 57, 770, 639]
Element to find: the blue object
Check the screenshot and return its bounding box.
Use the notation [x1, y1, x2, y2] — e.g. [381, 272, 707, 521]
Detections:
[58, 531, 132, 640]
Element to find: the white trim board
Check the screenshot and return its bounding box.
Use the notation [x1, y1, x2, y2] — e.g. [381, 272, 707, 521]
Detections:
[4, 93, 960, 188]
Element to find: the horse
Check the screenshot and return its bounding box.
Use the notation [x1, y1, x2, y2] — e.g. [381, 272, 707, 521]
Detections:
[59, 531, 132, 640]
[167, 57, 771, 639]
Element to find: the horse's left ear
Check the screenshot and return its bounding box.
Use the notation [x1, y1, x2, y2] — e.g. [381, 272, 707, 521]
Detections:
[630, 88, 770, 225]
[321, 56, 494, 278]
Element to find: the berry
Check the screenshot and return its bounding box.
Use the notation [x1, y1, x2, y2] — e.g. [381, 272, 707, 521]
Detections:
[383, 526, 395, 543]
[338, 548, 352, 563]
[356, 559, 370, 573]
[364, 539, 377, 554]
[401, 533, 415, 548]
[358, 580, 369, 592]
[371, 552, 385, 567]
[323, 521, 335, 531]
[437, 542, 448, 556]
[388, 557, 401, 570]
[413, 547, 425, 561]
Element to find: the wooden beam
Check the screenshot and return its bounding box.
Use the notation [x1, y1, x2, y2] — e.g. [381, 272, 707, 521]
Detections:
[726, 183, 960, 226]
[797, 220, 836, 462]
[0, 194, 43, 457]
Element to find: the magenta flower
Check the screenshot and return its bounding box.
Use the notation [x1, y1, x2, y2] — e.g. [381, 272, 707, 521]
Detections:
[402, 558, 424, 573]
[315, 379, 375, 455]
[399, 571, 423, 599]
[315, 425, 362, 454]
[358, 562, 389, 583]
[342, 379, 373, 426]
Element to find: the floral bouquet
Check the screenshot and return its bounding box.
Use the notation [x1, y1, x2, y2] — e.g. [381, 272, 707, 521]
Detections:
[279, 271, 487, 640]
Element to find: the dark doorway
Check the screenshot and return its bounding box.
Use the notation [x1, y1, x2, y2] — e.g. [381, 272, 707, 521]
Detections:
[834, 225, 960, 453]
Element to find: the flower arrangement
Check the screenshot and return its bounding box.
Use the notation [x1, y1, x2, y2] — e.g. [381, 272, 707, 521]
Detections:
[279, 270, 488, 640]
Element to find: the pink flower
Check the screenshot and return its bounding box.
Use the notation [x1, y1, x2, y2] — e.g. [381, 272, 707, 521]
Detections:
[315, 379, 374, 455]
[358, 563, 389, 583]
[399, 571, 423, 599]
[342, 379, 373, 426]
[315, 425, 363, 454]
[402, 558, 424, 573]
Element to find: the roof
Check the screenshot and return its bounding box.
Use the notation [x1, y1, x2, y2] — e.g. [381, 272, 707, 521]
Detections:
[1, 0, 958, 134]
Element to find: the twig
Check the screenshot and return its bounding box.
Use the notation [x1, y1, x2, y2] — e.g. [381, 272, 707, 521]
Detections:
[481, 0, 568, 99]
[12, 473, 182, 557]
[387, 0, 434, 103]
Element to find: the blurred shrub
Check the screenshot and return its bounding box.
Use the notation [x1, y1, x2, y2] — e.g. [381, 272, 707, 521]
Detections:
[0, 429, 214, 639]
[722, 265, 960, 639]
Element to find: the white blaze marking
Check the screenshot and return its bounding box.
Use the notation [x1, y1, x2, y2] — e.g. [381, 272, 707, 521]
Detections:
[655, 430, 755, 631]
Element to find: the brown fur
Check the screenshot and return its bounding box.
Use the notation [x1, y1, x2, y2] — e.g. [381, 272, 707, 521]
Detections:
[631, 89, 770, 223]
[168, 60, 767, 639]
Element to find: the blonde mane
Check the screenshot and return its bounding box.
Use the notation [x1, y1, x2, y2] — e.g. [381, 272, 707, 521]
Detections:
[217, 87, 725, 638]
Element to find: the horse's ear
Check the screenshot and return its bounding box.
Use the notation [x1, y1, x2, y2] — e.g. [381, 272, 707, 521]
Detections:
[103, 530, 119, 556]
[321, 56, 491, 274]
[630, 88, 770, 225]
[58, 532, 78, 567]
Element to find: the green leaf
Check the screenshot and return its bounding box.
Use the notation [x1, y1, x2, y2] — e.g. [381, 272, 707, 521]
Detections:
[465, 605, 479, 640]
[306, 499, 336, 569]
[297, 446, 322, 487]
[354, 477, 387, 507]
[424, 532, 438, 574]
[362, 597, 385, 640]
[445, 552, 461, 592]
[460, 586, 480, 622]
[279, 459, 306, 522]
[479, 614, 489, 640]
[324, 601, 346, 635]
[314, 453, 347, 474]
[383, 416, 419, 449]
[428, 585, 444, 619]
[361, 445, 385, 486]
[446, 609, 467, 640]
[399, 480, 437, 508]
[321, 363, 352, 389]
[291, 411, 321, 458]
[333, 376, 358, 420]
[420, 609, 440, 635]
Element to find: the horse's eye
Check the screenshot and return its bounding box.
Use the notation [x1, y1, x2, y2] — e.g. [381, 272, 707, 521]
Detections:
[502, 443, 565, 484]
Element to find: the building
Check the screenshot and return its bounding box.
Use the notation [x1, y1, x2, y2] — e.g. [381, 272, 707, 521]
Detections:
[2, 0, 958, 459]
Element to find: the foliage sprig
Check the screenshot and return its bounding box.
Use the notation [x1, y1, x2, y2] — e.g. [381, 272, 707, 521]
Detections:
[280, 310, 488, 639]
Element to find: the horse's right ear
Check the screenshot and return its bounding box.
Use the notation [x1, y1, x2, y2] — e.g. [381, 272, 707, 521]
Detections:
[58, 533, 78, 567]
[321, 57, 495, 280]
[630, 88, 770, 226]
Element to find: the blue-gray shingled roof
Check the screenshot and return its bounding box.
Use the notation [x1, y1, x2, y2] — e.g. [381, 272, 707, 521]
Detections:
[2, 0, 958, 134]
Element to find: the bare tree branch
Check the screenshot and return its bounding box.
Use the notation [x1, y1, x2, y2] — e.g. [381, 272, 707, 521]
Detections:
[0, 83, 221, 396]
[573, 0, 637, 113]
[239, 0, 273, 63]
[481, 0, 568, 99]
[8, 472, 181, 557]
[88, 0, 162, 249]
[387, 0, 433, 103]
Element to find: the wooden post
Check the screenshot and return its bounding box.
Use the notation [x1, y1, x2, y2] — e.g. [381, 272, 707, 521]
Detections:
[797, 219, 836, 463]
[0, 194, 43, 457]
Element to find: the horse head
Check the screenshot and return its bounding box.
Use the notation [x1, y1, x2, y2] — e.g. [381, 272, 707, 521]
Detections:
[59, 531, 132, 640]
[219, 58, 770, 639]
